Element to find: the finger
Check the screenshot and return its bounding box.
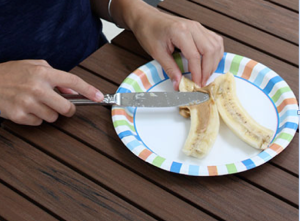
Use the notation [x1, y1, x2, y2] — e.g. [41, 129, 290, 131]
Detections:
[40, 90, 76, 117]
[153, 50, 182, 90]
[174, 33, 202, 86]
[56, 86, 79, 95]
[29, 102, 59, 123]
[48, 70, 104, 102]
[11, 112, 43, 126]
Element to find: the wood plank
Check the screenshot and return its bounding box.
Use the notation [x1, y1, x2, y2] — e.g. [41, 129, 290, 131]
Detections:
[112, 31, 299, 100]
[79, 43, 149, 85]
[2, 106, 216, 220]
[157, 0, 298, 65]
[0, 183, 58, 221]
[182, 0, 299, 44]
[264, 0, 298, 12]
[238, 164, 298, 206]
[47, 103, 298, 220]
[0, 128, 155, 221]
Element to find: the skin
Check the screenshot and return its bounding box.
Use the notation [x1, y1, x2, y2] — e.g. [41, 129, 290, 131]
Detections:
[0, 0, 223, 126]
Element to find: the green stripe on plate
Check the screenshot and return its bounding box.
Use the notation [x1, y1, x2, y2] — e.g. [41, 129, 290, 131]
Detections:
[113, 120, 135, 132]
[152, 156, 166, 167]
[276, 132, 293, 142]
[226, 163, 237, 173]
[229, 55, 244, 75]
[173, 53, 184, 73]
[123, 78, 143, 92]
[271, 87, 292, 103]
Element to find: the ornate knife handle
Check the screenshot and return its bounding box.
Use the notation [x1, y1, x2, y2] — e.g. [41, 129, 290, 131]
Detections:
[61, 94, 117, 106]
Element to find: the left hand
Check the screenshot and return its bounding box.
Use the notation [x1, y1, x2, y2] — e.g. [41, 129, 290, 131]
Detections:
[132, 11, 224, 89]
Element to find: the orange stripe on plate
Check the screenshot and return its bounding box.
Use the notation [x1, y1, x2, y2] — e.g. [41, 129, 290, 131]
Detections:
[277, 98, 298, 113]
[112, 109, 133, 123]
[269, 143, 284, 153]
[207, 166, 218, 176]
[139, 149, 152, 160]
[134, 69, 152, 90]
[241, 60, 258, 80]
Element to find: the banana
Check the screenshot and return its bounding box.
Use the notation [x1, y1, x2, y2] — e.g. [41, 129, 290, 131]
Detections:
[179, 77, 220, 158]
[179, 72, 274, 159]
[213, 72, 274, 150]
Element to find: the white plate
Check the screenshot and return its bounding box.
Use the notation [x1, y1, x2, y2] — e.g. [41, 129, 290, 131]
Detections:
[112, 53, 298, 176]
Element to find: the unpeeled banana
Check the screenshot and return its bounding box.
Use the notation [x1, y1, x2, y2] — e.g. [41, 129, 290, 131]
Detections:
[179, 72, 274, 158]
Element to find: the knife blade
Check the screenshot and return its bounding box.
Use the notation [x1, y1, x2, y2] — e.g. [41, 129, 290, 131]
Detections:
[62, 92, 209, 107]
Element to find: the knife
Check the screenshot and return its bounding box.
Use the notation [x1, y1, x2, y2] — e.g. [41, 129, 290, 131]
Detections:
[62, 92, 209, 107]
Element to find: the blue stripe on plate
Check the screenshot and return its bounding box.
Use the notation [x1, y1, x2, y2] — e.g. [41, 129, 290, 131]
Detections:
[117, 87, 132, 93]
[170, 162, 182, 173]
[119, 130, 141, 141]
[258, 151, 272, 161]
[145, 62, 163, 84]
[262, 76, 283, 95]
[253, 67, 271, 86]
[279, 110, 298, 124]
[188, 165, 199, 175]
[126, 140, 142, 151]
[215, 52, 227, 73]
[162, 69, 169, 79]
[277, 122, 298, 133]
[242, 159, 256, 169]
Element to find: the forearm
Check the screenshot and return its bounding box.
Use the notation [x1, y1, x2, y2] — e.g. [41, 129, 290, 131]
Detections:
[90, 0, 159, 31]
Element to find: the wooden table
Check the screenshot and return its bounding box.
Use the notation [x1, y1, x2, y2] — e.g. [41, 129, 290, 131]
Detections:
[0, 0, 298, 220]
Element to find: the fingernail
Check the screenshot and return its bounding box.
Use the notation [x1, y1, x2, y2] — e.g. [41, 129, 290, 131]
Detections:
[95, 91, 104, 101]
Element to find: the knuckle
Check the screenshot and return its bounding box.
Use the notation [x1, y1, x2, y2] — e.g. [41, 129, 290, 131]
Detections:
[173, 21, 188, 32]
[11, 111, 26, 124]
[32, 65, 48, 76]
[37, 59, 50, 66]
[30, 85, 44, 97]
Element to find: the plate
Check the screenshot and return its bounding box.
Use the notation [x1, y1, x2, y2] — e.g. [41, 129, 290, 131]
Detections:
[112, 52, 298, 176]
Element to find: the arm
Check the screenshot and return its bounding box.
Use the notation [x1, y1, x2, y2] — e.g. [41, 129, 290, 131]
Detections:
[90, 0, 224, 89]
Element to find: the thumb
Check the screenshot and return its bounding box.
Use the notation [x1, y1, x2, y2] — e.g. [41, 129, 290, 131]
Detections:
[155, 52, 182, 90]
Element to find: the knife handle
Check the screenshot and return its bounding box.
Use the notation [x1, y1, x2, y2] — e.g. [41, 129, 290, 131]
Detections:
[61, 94, 117, 106]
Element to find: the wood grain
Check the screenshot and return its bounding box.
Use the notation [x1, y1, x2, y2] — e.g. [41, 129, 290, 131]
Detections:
[48, 105, 298, 221]
[3, 120, 216, 221]
[266, 0, 299, 12]
[183, 0, 299, 44]
[0, 128, 154, 221]
[157, 0, 298, 65]
[0, 183, 58, 221]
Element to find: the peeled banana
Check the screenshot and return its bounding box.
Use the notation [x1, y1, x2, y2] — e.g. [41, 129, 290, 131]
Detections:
[213, 72, 274, 150]
[179, 77, 220, 158]
[179, 72, 274, 158]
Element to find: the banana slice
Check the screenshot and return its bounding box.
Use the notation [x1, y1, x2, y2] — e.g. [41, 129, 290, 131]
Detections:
[213, 72, 274, 149]
[179, 77, 220, 158]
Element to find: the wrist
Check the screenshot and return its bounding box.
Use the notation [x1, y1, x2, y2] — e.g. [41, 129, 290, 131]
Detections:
[110, 0, 159, 31]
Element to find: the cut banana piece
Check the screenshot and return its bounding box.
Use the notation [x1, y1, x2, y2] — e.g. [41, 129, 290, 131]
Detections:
[213, 72, 274, 150]
[179, 77, 220, 158]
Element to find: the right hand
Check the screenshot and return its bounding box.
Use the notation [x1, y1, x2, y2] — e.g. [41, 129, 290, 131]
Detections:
[0, 60, 103, 125]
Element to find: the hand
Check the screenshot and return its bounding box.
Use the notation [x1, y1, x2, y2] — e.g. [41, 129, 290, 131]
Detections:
[132, 11, 224, 89]
[0, 60, 103, 125]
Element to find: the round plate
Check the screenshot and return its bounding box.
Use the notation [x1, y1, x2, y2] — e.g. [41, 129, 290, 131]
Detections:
[112, 52, 298, 176]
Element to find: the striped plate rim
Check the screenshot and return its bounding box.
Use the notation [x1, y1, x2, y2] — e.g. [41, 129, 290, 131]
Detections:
[111, 52, 298, 176]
